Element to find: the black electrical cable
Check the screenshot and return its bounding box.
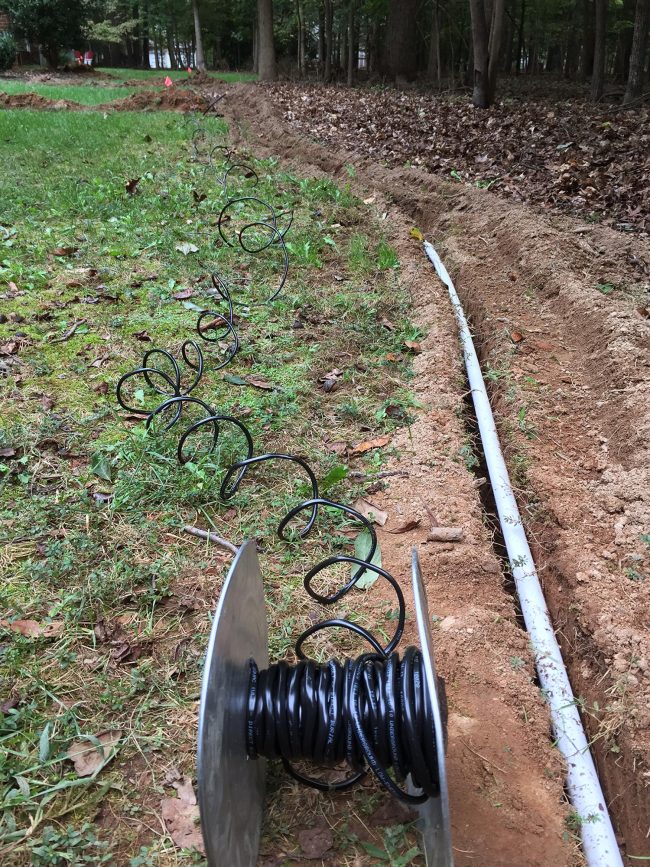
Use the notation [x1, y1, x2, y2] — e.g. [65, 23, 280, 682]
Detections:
[246, 649, 440, 802]
[115, 120, 444, 804]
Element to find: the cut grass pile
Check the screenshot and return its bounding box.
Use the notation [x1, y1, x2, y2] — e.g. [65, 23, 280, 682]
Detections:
[0, 106, 423, 865]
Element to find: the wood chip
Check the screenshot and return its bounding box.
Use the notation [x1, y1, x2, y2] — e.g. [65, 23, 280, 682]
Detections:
[427, 527, 464, 543]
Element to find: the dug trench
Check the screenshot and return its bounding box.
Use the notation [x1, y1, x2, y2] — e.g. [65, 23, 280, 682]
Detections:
[219, 82, 650, 863]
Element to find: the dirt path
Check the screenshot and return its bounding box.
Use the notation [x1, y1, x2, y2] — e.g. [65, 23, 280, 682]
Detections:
[220, 81, 650, 864]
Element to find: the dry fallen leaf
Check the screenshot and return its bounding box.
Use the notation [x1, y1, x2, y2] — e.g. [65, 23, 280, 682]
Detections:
[349, 435, 392, 457]
[386, 518, 421, 534]
[298, 824, 334, 859]
[125, 178, 141, 196]
[1, 619, 64, 638]
[319, 368, 343, 392]
[0, 341, 19, 356]
[68, 730, 121, 777]
[176, 242, 199, 256]
[172, 288, 195, 300]
[161, 776, 205, 854]
[353, 497, 388, 526]
[246, 376, 275, 390]
[2, 619, 42, 637]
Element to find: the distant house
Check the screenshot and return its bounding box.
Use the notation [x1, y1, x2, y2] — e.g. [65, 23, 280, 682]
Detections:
[0, 10, 11, 33]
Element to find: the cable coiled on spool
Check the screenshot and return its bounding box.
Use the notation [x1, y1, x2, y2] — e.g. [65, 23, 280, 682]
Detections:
[115, 119, 443, 803]
[246, 648, 440, 803]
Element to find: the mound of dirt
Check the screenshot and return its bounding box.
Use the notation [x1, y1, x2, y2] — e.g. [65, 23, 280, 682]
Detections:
[190, 70, 214, 86]
[61, 65, 114, 79]
[0, 92, 82, 110]
[119, 78, 160, 87]
[99, 88, 207, 112]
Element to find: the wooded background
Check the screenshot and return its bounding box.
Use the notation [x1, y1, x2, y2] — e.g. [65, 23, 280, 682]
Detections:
[3, 0, 649, 106]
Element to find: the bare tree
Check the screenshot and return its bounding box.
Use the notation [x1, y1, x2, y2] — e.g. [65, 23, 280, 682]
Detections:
[624, 0, 649, 103]
[258, 0, 276, 81]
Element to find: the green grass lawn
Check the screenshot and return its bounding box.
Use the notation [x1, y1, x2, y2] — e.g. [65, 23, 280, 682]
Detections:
[0, 81, 143, 105]
[0, 106, 421, 866]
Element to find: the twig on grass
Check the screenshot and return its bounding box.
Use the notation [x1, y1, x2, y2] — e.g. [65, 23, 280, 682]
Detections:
[183, 525, 238, 555]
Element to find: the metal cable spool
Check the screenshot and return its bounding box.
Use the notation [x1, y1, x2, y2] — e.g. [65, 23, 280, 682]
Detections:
[197, 543, 452, 866]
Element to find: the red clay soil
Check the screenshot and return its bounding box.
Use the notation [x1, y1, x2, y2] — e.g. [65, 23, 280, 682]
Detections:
[219, 81, 650, 864]
[97, 88, 208, 113]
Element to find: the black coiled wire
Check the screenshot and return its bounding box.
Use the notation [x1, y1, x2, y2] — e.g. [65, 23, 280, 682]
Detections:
[247, 648, 440, 802]
[115, 113, 443, 803]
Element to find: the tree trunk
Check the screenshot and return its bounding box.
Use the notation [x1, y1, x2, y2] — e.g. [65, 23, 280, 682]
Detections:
[624, 0, 650, 102]
[488, 0, 505, 97]
[318, 6, 325, 78]
[516, 0, 525, 74]
[297, 0, 305, 76]
[591, 0, 607, 99]
[324, 0, 333, 81]
[192, 0, 206, 70]
[258, 0, 276, 81]
[384, 0, 418, 80]
[140, 1, 151, 70]
[470, 0, 490, 105]
[563, 2, 580, 78]
[347, 0, 355, 85]
[428, 0, 442, 85]
[580, 0, 595, 80]
[167, 30, 178, 69]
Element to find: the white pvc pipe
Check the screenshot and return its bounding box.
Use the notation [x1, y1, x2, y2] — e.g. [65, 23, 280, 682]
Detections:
[424, 241, 623, 867]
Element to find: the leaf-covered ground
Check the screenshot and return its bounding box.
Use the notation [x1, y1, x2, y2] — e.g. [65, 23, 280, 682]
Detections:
[265, 82, 650, 235]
